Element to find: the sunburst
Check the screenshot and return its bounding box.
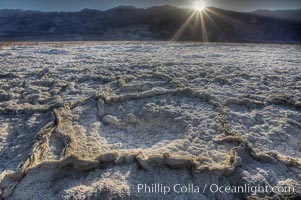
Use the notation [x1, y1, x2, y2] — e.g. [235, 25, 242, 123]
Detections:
[193, 0, 207, 12]
[171, 0, 255, 42]
[172, 0, 209, 42]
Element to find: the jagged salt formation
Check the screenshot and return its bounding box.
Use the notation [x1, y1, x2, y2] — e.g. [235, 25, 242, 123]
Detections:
[0, 42, 300, 199]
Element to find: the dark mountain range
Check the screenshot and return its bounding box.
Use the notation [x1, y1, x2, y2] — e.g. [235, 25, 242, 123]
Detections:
[0, 5, 301, 43]
[251, 9, 301, 22]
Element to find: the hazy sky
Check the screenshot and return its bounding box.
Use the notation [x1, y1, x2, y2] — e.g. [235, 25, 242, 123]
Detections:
[0, 0, 301, 12]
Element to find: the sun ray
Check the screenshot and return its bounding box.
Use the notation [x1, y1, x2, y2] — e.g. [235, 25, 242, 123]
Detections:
[199, 11, 208, 43]
[206, 9, 260, 34]
[172, 0, 260, 42]
[202, 11, 222, 33]
[172, 10, 198, 41]
[171, 0, 210, 42]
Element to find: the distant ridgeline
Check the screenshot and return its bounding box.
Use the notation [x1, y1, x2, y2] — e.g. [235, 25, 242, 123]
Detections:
[0, 5, 301, 43]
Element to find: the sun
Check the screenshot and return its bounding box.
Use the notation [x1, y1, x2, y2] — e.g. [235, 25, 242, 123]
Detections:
[193, 0, 207, 12]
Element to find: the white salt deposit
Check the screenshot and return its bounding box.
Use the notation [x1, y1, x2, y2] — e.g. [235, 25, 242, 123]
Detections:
[0, 42, 300, 199]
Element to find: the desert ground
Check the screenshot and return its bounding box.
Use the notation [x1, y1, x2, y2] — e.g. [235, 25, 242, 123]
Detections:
[0, 42, 300, 199]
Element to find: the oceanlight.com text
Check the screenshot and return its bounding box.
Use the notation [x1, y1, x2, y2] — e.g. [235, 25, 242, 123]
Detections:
[135, 183, 296, 196]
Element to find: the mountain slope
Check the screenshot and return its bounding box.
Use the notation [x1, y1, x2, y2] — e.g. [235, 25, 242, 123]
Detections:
[0, 6, 301, 42]
[251, 9, 301, 22]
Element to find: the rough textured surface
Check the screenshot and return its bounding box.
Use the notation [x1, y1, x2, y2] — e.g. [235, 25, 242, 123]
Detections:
[0, 42, 300, 199]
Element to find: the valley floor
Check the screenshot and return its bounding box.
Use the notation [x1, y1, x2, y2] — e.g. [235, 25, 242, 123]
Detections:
[0, 42, 300, 199]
